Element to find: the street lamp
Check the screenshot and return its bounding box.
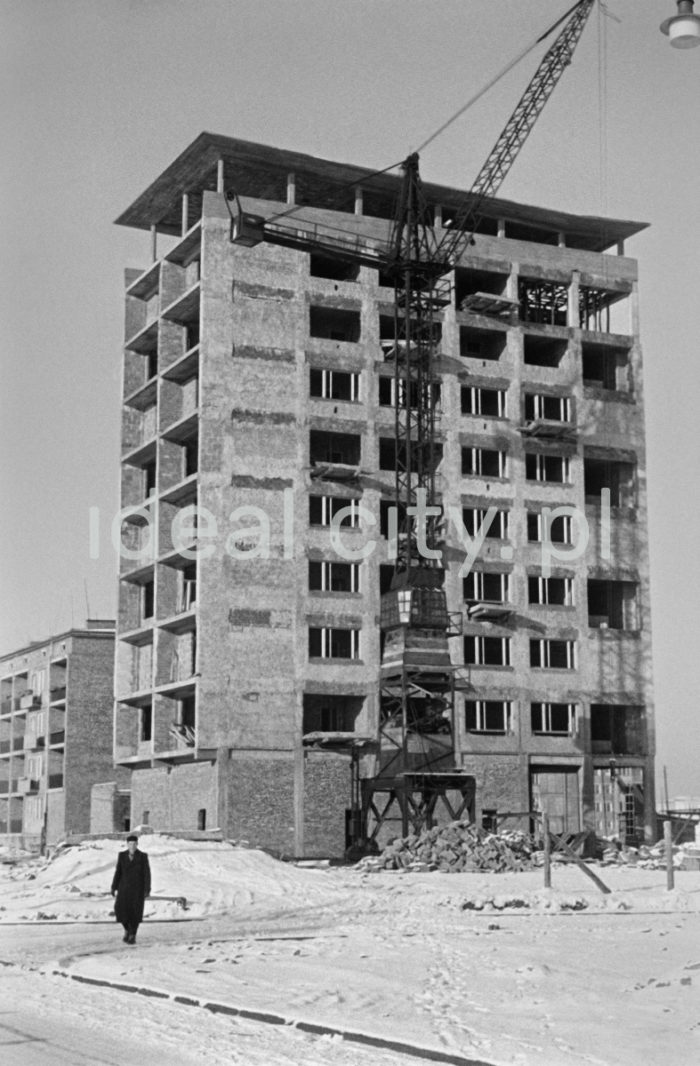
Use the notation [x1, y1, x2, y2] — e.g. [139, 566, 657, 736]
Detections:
[661, 0, 700, 47]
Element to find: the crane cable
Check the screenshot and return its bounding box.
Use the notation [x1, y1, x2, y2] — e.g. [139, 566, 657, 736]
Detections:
[413, 0, 589, 157]
[261, 2, 591, 235]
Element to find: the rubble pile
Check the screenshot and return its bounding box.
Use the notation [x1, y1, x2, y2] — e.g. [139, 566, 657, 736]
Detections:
[357, 821, 535, 873]
[598, 840, 692, 870]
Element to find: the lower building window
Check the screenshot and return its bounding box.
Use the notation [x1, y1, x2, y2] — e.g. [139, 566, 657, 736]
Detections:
[309, 560, 359, 593]
[465, 700, 512, 734]
[531, 702, 577, 735]
[530, 639, 577, 669]
[309, 627, 360, 660]
[303, 694, 362, 734]
[464, 635, 511, 667]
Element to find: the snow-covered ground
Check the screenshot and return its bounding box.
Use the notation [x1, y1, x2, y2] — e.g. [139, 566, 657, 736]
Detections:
[1, 834, 699, 1066]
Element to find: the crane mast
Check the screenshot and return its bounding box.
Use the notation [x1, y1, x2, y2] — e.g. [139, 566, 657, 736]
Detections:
[228, 0, 595, 845]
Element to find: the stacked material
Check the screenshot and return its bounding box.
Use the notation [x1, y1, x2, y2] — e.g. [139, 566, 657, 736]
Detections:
[357, 821, 535, 873]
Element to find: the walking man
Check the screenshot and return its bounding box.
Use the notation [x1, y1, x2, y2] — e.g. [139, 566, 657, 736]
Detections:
[111, 833, 151, 944]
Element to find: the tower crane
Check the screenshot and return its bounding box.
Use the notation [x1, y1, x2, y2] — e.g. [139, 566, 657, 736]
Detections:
[227, 0, 595, 844]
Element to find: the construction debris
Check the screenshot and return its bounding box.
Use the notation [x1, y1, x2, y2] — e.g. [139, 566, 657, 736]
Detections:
[356, 821, 535, 873]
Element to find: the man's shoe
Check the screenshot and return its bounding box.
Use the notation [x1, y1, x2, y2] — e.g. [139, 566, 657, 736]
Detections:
[122, 934, 129, 942]
[127, 933, 136, 944]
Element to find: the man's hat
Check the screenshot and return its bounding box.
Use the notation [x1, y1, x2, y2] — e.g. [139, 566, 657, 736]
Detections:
[126, 833, 138, 842]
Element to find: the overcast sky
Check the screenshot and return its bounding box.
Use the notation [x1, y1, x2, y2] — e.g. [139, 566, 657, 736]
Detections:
[1, 0, 698, 799]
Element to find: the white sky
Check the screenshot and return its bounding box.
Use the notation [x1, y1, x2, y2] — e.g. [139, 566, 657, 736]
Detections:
[1, 0, 699, 797]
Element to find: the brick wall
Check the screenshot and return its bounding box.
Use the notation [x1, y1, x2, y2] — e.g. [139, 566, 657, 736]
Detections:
[90, 781, 131, 834]
[64, 635, 116, 835]
[130, 762, 217, 832]
[223, 752, 296, 855]
[303, 751, 349, 858]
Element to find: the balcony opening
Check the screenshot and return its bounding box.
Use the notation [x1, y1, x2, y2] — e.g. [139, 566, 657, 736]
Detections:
[185, 321, 200, 351]
[381, 437, 443, 473]
[183, 435, 198, 478]
[584, 456, 636, 507]
[146, 349, 158, 381]
[459, 325, 507, 361]
[180, 565, 197, 612]
[379, 563, 394, 594]
[140, 702, 153, 743]
[579, 286, 629, 334]
[587, 579, 638, 630]
[303, 693, 362, 734]
[523, 333, 567, 367]
[518, 278, 568, 326]
[309, 430, 361, 467]
[309, 253, 359, 282]
[590, 704, 645, 755]
[582, 341, 630, 391]
[455, 267, 512, 319]
[379, 499, 406, 538]
[141, 581, 155, 624]
[179, 694, 196, 730]
[309, 305, 361, 342]
[143, 460, 157, 499]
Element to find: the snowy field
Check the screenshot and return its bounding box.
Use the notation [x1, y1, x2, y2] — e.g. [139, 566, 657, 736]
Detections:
[1, 834, 699, 1066]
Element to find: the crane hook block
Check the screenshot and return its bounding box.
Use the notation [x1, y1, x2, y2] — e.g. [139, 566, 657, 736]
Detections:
[225, 188, 265, 247]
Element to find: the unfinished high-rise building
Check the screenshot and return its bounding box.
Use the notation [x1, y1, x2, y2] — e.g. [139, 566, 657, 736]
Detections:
[113, 133, 655, 855]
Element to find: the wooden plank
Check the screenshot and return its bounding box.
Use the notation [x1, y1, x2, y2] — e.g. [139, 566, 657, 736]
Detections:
[549, 831, 611, 894]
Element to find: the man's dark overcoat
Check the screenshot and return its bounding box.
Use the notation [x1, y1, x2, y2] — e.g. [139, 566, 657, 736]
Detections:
[111, 848, 151, 928]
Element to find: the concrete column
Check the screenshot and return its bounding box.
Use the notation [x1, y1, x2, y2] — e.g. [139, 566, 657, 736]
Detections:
[287, 172, 296, 205]
[434, 203, 443, 229]
[216, 158, 225, 194]
[294, 743, 304, 857]
[568, 270, 580, 329]
[181, 193, 189, 237]
[150, 225, 157, 263]
[630, 280, 640, 337]
[558, 232, 566, 248]
[354, 186, 363, 215]
[497, 219, 506, 239]
[506, 261, 519, 302]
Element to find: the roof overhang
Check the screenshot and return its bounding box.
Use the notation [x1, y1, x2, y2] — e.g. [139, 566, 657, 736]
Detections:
[115, 132, 648, 253]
